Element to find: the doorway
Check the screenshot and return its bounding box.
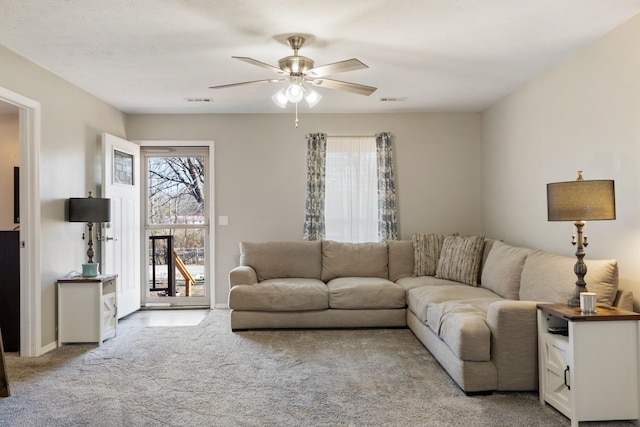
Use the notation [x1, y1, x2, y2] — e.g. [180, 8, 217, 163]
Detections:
[0, 87, 41, 357]
[142, 146, 211, 307]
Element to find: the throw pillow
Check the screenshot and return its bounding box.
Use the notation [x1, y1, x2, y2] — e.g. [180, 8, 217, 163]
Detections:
[435, 234, 485, 286]
[412, 233, 446, 276]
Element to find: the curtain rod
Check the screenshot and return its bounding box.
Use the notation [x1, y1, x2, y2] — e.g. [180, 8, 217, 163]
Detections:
[327, 134, 376, 138]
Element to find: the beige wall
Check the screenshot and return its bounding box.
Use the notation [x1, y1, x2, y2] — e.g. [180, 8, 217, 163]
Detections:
[0, 113, 19, 230]
[0, 45, 127, 347]
[482, 14, 640, 308]
[126, 113, 482, 305]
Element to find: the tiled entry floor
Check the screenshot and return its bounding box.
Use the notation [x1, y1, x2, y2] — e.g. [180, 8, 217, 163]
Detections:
[120, 309, 210, 327]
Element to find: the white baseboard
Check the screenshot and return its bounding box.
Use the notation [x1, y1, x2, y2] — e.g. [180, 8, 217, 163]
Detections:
[214, 303, 229, 309]
[39, 340, 58, 356]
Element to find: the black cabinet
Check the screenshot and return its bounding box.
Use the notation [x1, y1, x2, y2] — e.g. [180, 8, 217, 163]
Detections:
[0, 231, 19, 352]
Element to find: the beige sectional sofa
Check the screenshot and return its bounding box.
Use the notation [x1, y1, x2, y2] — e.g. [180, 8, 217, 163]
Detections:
[228, 237, 633, 394]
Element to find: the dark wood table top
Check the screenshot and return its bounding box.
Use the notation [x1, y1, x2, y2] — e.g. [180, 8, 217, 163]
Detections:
[537, 303, 640, 322]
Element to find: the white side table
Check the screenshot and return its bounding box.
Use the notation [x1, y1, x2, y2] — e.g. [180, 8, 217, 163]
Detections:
[57, 274, 118, 346]
[537, 303, 640, 426]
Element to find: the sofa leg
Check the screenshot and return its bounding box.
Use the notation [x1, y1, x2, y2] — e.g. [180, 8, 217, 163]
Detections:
[465, 390, 493, 396]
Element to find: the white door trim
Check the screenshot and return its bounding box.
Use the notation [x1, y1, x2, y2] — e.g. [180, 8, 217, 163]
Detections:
[136, 140, 215, 309]
[0, 87, 42, 357]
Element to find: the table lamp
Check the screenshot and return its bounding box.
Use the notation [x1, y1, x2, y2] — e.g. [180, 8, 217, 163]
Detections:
[67, 192, 111, 277]
[547, 171, 616, 306]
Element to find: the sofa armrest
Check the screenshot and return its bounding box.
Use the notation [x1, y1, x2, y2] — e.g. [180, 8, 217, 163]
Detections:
[229, 265, 258, 288]
[486, 300, 539, 391]
[613, 289, 634, 311]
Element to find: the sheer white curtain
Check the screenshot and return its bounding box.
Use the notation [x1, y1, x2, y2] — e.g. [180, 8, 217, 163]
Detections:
[325, 136, 378, 242]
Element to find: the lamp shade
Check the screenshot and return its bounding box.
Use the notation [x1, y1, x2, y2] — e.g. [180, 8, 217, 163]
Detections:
[547, 179, 615, 221]
[68, 197, 111, 223]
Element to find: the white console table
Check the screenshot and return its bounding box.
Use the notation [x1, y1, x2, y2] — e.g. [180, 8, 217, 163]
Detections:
[57, 274, 118, 346]
[537, 303, 640, 426]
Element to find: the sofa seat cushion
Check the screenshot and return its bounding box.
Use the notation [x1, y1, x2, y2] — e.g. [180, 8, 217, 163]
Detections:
[327, 277, 405, 309]
[396, 275, 462, 291]
[425, 298, 499, 361]
[407, 284, 501, 324]
[519, 250, 618, 305]
[229, 278, 328, 312]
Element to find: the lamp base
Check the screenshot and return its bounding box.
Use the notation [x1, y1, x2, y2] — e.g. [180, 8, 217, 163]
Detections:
[567, 296, 581, 307]
[567, 284, 588, 307]
[82, 263, 99, 278]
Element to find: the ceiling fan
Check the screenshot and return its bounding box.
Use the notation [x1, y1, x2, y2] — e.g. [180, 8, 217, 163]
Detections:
[209, 35, 377, 114]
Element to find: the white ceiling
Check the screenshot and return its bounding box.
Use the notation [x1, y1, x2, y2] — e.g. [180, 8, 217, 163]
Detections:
[1, 0, 639, 115]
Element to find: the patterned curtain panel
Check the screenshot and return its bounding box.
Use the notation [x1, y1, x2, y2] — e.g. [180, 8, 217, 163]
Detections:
[376, 132, 398, 241]
[303, 133, 327, 240]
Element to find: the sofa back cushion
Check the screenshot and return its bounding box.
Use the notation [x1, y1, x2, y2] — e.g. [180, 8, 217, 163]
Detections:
[519, 250, 618, 305]
[388, 240, 414, 282]
[480, 241, 531, 300]
[240, 241, 322, 282]
[321, 240, 389, 282]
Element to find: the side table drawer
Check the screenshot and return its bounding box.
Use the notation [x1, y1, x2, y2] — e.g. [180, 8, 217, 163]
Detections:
[101, 292, 117, 341]
[540, 333, 570, 417]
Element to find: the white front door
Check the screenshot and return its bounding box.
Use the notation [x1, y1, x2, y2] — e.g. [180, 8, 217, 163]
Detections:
[101, 133, 141, 318]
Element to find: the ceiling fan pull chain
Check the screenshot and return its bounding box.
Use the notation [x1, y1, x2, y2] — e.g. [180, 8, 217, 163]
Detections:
[295, 102, 299, 128]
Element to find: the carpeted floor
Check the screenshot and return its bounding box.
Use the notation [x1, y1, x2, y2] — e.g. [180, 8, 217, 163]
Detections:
[0, 309, 634, 426]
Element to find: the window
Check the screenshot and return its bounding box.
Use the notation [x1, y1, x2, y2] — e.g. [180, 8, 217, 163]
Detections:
[325, 136, 378, 242]
[303, 132, 397, 243]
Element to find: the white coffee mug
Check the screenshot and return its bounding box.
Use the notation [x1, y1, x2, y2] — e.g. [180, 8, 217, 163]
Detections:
[580, 292, 597, 314]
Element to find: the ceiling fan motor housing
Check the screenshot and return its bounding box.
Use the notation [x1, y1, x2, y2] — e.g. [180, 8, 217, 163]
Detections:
[278, 56, 314, 75]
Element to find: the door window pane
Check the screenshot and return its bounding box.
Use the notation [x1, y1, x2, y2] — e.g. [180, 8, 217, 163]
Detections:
[147, 157, 205, 225]
[148, 228, 206, 298]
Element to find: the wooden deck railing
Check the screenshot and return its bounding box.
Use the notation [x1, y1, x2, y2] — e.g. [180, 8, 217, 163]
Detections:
[174, 251, 196, 297]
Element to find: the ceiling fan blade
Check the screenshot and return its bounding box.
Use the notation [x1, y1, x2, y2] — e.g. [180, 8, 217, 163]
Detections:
[310, 78, 377, 96]
[209, 79, 285, 89]
[232, 56, 286, 75]
[307, 58, 368, 78]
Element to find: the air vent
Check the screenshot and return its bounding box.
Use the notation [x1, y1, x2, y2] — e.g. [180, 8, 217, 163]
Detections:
[379, 97, 407, 102]
[185, 98, 213, 102]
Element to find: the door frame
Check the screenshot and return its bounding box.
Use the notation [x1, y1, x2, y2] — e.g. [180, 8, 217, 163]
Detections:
[136, 140, 215, 309]
[0, 87, 42, 357]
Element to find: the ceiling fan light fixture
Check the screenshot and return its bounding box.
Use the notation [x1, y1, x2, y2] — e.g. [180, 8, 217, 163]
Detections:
[304, 88, 322, 108]
[284, 84, 304, 103]
[271, 88, 288, 108]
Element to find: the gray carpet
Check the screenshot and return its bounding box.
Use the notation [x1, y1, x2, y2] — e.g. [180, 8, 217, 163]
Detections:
[0, 309, 634, 426]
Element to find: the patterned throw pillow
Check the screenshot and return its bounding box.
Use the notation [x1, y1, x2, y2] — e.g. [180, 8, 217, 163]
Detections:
[412, 233, 447, 276]
[435, 234, 485, 286]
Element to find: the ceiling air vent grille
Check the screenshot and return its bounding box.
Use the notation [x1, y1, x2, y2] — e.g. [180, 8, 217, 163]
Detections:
[379, 97, 407, 102]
